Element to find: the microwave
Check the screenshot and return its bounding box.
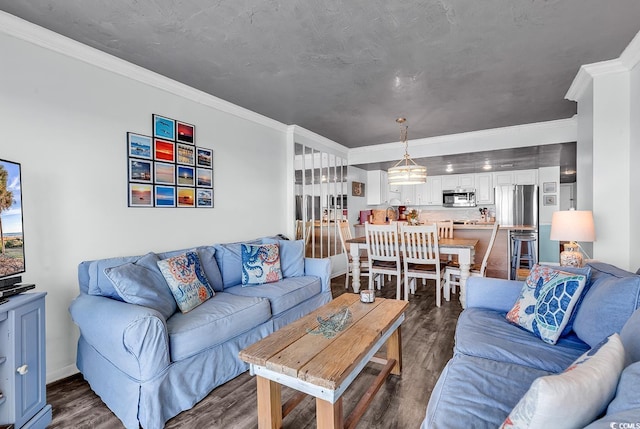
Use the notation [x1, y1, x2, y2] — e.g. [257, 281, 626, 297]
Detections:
[442, 189, 477, 207]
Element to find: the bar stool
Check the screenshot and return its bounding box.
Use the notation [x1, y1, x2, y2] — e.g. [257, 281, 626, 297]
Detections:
[511, 233, 537, 279]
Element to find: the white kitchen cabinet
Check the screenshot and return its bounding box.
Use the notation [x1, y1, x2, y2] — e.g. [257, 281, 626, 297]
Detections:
[420, 176, 443, 206]
[366, 170, 387, 205]
[441, 174, 474, 190]
[367, 170, 401, 205]
[475, 173, 494, 204]
[492, 169, 538, 186]
[514, 169, 538, 185]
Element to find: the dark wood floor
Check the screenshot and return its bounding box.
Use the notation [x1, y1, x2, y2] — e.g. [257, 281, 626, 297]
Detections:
[48, 275, 462, 428]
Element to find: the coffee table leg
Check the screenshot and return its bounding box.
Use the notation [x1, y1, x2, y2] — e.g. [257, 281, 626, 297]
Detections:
[386, 326, 402, 375]
[316, 397, 343, 429]
[257, 376, 282, 429]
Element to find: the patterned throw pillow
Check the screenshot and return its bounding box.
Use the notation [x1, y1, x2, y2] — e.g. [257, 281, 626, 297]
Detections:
[506, 264, 587, 344]
[157, 251, 215, 313]
[501, 334, 625, 428]
[241, 243, 283, 286]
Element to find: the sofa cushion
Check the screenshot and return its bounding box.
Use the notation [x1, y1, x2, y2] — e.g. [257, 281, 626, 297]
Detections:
[87, 255, 141, 300]
[225, 276, 321, 316]
[606, 360, 640, 415]
[241, 243, 283, 285]
[166, 292, 272, 361]
[573, 262, 640, 348]
[456, 308, 589, 373]
[262, 238, 305, 278]
[104, 252, 177, 319]
[157, 251, 215, 313]
[506, 264, 587, 345]
[620, 308, 640, 365]
[424, 354, 552, 429]
[214, 239, 261, 288]
[157, 246, 224, 292]
[501, 334, 625, 429]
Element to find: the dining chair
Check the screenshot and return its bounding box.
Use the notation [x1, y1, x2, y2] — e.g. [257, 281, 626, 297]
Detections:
[443, 222, 500, 301]
[337, 220, 374, 290]
[400, 223, 445, 305]
[436, 220, 455, 264]
[365, 223, 402, 300]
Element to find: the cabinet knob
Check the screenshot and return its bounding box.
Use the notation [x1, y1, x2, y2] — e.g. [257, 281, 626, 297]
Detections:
[16, 364, 28, 375]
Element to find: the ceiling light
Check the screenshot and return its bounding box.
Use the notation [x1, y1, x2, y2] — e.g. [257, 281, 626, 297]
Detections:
[483, 161, 492, 170]
[388, 118, 427, 185]
[445, 164, 453, 173]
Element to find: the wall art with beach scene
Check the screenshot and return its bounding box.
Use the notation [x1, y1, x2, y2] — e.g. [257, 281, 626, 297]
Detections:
[127, 114, 213, 207]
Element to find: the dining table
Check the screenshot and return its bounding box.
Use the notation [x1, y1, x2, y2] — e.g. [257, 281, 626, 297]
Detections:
[345, 236, 478, 308]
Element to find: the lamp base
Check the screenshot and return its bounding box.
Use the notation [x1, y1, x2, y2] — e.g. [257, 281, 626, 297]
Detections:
[560, 242, 583, 267]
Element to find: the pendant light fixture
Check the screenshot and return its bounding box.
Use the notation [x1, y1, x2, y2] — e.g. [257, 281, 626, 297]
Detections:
[387, 118, 427, 185]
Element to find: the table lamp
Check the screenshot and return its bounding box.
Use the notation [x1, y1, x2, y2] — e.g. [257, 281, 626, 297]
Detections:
[549, 210, 595, 267]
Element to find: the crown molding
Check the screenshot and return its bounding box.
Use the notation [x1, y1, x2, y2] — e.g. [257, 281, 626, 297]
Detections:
[566, 30, 640, 101]
[0, 11, 288, 133]
[289, 125, 348, 156]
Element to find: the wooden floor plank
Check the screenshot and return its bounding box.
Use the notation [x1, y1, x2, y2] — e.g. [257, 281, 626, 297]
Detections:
[47, 275, 462, 429]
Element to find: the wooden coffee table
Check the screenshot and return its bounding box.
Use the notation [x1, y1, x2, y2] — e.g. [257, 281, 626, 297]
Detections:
[239, 293, 408, 429]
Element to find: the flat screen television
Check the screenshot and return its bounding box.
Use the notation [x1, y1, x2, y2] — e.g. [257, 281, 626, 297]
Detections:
[0, 158, 25, 281]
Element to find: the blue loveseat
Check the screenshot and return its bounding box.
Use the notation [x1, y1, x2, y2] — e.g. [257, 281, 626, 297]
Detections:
[69, 238, 332, 429]
[423, 262, 640, 428]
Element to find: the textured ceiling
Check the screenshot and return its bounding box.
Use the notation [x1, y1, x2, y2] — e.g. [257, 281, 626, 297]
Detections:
[1, 1, 639, 150]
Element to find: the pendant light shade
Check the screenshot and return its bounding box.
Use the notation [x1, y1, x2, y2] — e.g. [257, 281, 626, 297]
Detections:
[388, 118, 427, 185]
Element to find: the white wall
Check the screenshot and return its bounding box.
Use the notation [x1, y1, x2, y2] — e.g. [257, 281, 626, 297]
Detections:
[566, 30, 640, 271]
[1, 21, 291, 381]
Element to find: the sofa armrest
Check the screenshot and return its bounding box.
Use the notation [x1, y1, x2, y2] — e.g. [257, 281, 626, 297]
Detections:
[304, 257, 331, 292]
[465, 277, 523, 312]
[69, 293, 170, 381]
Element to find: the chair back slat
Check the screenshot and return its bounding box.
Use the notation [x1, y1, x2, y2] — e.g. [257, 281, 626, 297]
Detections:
[365, 223, 400, 262]
[400, 224, 440, 265]
[436, 220, 454, 239]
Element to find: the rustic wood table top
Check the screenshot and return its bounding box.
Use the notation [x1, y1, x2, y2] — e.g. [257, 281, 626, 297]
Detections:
[239, 293, 408, 390]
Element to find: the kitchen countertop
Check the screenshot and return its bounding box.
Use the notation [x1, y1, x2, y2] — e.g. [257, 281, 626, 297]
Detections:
[355, 222, 535, 231]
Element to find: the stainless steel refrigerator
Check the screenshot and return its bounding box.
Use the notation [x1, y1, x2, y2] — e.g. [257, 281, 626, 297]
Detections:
[494, 184, 539, 279]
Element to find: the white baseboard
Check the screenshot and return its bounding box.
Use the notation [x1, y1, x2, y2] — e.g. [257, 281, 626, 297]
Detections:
[47, 364, 79, 384]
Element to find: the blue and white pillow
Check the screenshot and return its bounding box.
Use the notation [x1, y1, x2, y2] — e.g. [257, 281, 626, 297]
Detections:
[157, 251, 215, 313]
[241, 243, 282, 286]
[506, 264, 587, 344]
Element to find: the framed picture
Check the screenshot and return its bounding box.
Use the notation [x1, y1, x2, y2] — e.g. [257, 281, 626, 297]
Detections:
[196, 147, 212, 168]
[544, 195, 557, 206]
[196, 189, 213, 208]
[155, 185, 176, 207]
[154, 162, 176, 185]
[129, 183, 153, 207]
[177, 187, 195, 207]
[176, 121, 195, 144]
[176, 143, 195, 165]
[129, 159, 152, 183]
[177, 165, 195, 186]
[197, 168, 213, 188]
[352, 181, 365, 197]
[153, 114, 176, 140]
[543, 182, 557, 193]
[154, 139, 175, 162]
[128, 133, 152, 159]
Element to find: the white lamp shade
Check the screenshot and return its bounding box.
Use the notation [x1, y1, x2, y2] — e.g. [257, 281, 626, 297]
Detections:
[550, 210, 596, 242]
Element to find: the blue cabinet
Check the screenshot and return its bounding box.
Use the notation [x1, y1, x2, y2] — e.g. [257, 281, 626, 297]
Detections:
[0, 293, 51, 428]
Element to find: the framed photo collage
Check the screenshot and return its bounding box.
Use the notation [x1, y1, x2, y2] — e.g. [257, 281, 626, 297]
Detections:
[127, 114, 213, 208]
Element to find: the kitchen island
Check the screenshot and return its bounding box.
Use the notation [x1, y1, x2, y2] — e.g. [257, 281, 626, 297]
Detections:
[452, 223, 535, 279]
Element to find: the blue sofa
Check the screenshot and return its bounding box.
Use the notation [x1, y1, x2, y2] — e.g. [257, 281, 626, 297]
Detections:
[69, 238, 332, 429]
[423, 262, 640, 428]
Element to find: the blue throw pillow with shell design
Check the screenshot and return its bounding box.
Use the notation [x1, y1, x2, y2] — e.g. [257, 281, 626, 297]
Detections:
[506, 264, 587, 344]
